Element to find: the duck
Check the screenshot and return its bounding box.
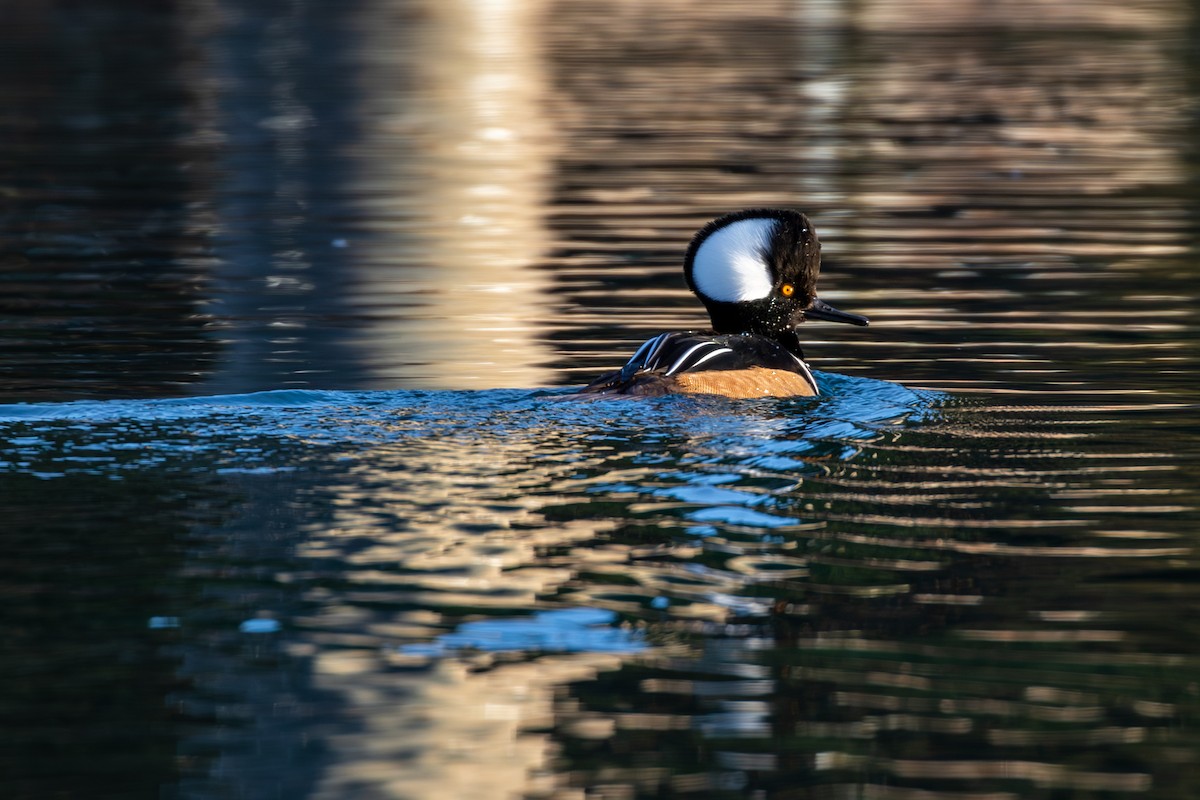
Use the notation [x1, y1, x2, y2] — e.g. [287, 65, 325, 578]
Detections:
[579, 209, 868, 398]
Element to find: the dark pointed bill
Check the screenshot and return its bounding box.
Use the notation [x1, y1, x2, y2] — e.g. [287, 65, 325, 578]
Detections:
[803, 297, 869, 326]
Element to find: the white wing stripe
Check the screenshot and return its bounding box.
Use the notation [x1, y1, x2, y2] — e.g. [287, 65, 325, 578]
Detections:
[623, 334, 660, 370]
[687, 346, 734, 371]
[665, 342, 721, 376]
[794, 357, 817, 393]
[642, 333, 673, 370]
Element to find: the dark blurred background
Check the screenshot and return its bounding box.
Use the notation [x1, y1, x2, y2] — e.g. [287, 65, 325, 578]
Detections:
[2, 0, 1195, 402]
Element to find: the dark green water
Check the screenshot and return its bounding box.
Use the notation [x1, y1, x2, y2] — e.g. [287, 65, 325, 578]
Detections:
[1, 1, 1198, 798]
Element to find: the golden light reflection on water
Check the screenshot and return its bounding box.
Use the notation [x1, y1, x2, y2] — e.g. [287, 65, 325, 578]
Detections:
[310, 652, 622, 800]
[346, 0, 556, 389]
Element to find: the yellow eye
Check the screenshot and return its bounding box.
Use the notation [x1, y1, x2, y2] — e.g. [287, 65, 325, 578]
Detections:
[780, 283, 795, 297]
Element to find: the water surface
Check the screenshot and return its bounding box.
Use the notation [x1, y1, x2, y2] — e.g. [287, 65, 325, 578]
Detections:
[1, 1, 1198, 798]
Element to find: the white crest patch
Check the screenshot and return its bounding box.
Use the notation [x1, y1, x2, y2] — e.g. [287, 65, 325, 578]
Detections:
[690, 217, 776, 303]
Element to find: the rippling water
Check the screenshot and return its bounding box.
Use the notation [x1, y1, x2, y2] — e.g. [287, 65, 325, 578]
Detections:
[1, 0, 1199, 798]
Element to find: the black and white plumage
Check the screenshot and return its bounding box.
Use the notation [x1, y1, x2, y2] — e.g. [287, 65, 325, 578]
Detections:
[595, 331, 818, 396]
[581, 208, 868, 399]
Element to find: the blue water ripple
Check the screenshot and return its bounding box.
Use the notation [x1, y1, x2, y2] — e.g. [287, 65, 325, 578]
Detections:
[399, 607, 644, 657]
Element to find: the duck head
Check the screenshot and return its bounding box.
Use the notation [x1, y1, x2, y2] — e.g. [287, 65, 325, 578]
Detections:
[683, 208, 868, 356]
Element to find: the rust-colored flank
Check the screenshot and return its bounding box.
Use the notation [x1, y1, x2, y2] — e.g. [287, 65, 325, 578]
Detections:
[671, 367, 817, 399]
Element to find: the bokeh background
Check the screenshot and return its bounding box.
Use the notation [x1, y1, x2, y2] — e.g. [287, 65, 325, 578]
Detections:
[5, 0, 1195, 400]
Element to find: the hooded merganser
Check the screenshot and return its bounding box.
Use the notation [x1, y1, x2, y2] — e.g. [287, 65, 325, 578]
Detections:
[580, 209, 868, 398]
